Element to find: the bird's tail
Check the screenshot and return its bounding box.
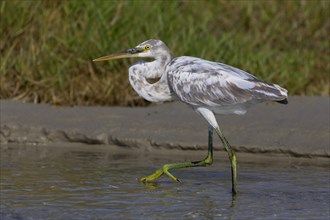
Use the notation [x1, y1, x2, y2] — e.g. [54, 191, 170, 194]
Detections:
[273, 84, 288, 104]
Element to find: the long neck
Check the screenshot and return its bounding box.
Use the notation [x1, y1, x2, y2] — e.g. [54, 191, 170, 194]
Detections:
[128, 58, 172, 102]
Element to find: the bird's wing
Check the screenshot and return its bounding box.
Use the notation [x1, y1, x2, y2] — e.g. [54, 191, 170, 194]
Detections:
[166, 56, 287, 107]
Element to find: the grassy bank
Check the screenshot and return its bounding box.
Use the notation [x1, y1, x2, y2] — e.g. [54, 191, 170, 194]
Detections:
[1, 0, 329, 106]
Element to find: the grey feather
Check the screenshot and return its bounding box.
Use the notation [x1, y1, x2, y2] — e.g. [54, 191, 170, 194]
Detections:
[166, 56, 287, 113]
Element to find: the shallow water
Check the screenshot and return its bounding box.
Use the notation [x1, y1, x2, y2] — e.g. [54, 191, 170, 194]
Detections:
[0, 144, 329, 220]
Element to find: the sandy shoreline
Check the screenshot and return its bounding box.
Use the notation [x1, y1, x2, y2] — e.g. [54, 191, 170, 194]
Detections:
[1, 97, 329, 163]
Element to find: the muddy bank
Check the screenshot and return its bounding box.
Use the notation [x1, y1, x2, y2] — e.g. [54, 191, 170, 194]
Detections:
[0, 97, 329, 159]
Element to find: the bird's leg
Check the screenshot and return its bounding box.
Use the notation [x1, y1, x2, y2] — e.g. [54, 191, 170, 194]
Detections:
[139, 126, 214, 183]
[215, 127, 237, 194]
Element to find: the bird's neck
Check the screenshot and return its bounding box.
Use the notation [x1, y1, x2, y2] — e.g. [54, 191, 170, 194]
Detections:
[128, 58, 172, 102]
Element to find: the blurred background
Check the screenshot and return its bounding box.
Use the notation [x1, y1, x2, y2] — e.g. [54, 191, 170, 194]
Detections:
[1, 0, 329, 106]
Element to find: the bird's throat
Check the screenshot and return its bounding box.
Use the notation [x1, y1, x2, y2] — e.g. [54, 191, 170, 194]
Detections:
[128, 62, 172, 102]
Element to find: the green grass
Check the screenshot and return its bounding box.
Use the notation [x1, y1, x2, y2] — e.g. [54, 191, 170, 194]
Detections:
[1, 0, 329, 106]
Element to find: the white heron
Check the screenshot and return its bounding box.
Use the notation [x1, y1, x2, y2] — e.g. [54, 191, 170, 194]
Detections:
[93, 39, 288, 194]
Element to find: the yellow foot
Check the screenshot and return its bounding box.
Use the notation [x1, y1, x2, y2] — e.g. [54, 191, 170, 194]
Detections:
[139, 165, 181, 183]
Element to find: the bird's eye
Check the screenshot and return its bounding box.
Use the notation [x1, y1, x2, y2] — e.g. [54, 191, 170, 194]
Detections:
[144, 45, 151, 50]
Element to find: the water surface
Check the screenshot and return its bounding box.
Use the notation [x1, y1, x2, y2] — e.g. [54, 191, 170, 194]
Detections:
[1, 144, 329, 219]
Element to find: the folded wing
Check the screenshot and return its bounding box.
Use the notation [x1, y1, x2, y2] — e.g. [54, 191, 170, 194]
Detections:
[166, 56, 288, 107]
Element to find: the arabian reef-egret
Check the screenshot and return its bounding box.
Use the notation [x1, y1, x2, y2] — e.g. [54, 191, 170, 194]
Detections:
[93, 39, 288, 194]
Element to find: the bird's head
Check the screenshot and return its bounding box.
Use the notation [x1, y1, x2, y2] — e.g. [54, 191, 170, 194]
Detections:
[93, 39, 170, 62]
